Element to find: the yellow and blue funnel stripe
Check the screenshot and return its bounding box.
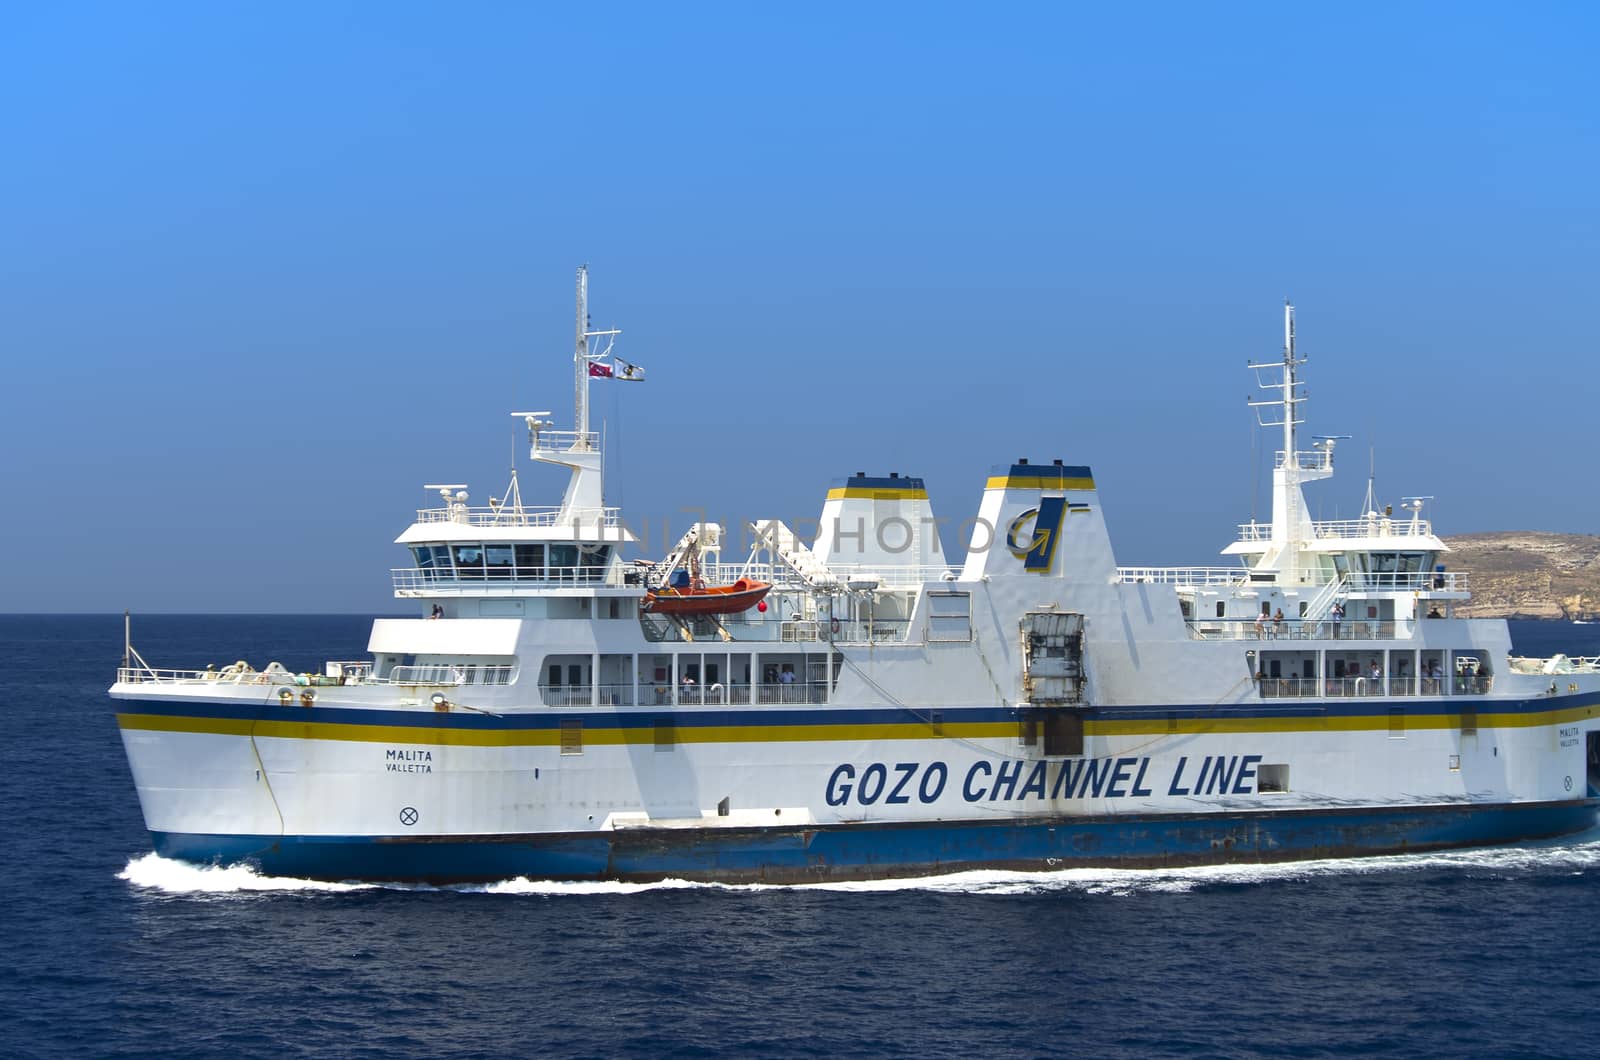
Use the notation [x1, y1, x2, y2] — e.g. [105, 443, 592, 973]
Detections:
[825, 474, 929, 500]
[986, 462, 1095, 491]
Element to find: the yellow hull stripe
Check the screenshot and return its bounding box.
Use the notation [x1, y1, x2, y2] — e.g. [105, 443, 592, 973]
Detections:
[1092, 703, 1600, 736]
[116, 713, 1013, 746]
[985, 475, 1095, 491]
[117, 703, 1599, 746]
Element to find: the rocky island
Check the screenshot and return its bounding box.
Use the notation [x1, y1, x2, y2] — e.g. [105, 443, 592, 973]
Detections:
[1443, 532, 1600, 620]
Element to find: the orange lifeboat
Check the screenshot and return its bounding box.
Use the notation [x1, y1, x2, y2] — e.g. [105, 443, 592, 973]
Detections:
[643, 578, 772, 617]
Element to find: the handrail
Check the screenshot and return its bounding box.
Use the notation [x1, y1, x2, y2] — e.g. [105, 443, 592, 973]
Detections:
[389, 664, 514, 686]
[1297, 574, 1349, 627]
[531, 429, 599, 451]
[823, 564, 962, 588]
[1256, 675, 1492, 698]
[1187, 618, 1405, 642]
[1117, 567, 1246, 587]
[1274, 449, 1334, 473]
[115, 666, 368, 687]
[1236, 517, 1435, 543]
[414, 505, 622, 528]
[540, 681, 832, 707]
[539, 683, 636, 707]
[1346, 571, 1468, 592]
[393, 566, 626, 593]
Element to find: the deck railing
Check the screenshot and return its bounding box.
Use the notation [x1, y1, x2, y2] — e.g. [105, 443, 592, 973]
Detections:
[1345, 571, 1468, 592]
[1118, 567, 1246, 587]
[822, 564, 962, 588]
[1258, 674, 1492, 698]
[1235, 517, 1435, 543]
[540, 683, 638, 707]
[1188, 618, 1403, 641]
[115, 664, 511, 688]
[413, 504, 621, 528]
[389, 664, 514, 686]
[536, 681, 832, 707]
[530, 429, 600, 452]
[392, 565, 624, 593]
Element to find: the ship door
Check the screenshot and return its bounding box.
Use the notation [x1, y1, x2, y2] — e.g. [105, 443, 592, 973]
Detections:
[1022, 612, 1085, 706]
[1587, 732, 1600, 798]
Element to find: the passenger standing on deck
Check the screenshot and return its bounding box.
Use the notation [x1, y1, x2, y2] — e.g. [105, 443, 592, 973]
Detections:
[1273, 608, 1284, 638]
[1255, 611, 1266, 639]
[1331, 600, 1344, 639]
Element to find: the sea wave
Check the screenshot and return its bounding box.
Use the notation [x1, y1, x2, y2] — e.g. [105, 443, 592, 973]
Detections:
[118, 852, 378, 895]
[119, 828, 1600, 898]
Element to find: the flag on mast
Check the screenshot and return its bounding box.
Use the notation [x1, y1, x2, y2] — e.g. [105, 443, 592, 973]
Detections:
[589, 358, 645, 381]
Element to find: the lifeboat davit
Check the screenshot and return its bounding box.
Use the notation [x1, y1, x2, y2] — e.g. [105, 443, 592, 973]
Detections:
[643, 578, 772, 617]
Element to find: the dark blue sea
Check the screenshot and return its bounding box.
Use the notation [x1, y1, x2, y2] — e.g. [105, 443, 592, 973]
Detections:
[6, 615, 1600, 1059]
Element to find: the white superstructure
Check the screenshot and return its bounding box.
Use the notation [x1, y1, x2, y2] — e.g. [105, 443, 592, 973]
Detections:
[111, 278, 1600, 883]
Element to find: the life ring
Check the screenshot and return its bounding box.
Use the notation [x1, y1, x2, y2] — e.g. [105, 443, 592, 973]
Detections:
[830, 618, 841, 634]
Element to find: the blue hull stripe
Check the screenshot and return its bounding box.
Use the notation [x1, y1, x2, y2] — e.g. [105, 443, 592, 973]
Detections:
[149, 799, 1600, 885]
[116, 693, 1600, 731]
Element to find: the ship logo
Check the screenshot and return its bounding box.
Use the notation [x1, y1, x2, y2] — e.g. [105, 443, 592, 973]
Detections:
[1007, 497, 1068, 572]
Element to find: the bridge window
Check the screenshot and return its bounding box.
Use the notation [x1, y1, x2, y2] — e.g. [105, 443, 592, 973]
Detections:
[515, 543, 545, 577]
[413, 544, 456, 574]
[485, 544, 515, 579]
[452, 544, 486, 579]
[549, 544, 579, 569]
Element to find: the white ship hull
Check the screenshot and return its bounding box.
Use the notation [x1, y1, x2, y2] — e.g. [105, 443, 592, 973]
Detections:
[113, 685, 1600, 882]
[109, 285, 1600, 882]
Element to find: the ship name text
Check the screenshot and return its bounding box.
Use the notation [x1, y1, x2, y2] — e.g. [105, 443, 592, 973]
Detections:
[385, 748, 434, 774]
[824, 755, 1263, 806]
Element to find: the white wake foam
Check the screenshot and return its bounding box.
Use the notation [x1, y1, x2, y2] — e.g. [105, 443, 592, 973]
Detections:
[119, 829, 1600, 898]
[118, 852, 378, 895]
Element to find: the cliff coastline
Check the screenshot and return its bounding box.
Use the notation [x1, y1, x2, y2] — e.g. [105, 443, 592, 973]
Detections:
[1443, 532, 1600, 620]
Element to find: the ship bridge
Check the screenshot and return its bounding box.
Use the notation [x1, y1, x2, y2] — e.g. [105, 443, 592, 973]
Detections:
[393, 489, 635, 596]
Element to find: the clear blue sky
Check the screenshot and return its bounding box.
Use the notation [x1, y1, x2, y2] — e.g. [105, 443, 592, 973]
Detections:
[4, 2, 1597, 613]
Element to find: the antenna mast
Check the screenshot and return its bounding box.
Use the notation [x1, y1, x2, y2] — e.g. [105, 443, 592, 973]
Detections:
[1243, 300, 1334, 583]
[574, 264, 590, 448]
[1283, 300, 1298, 463]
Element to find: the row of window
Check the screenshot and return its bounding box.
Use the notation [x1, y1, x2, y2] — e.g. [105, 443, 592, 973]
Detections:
[545, 662, 802, 686]
[411, 543, 611, 578]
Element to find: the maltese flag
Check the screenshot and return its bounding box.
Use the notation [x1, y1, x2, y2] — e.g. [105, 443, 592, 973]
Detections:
[590, 358, 646, 381]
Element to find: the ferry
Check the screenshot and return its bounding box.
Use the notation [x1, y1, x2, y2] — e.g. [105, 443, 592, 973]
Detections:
[111, 270, 1600, 883]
